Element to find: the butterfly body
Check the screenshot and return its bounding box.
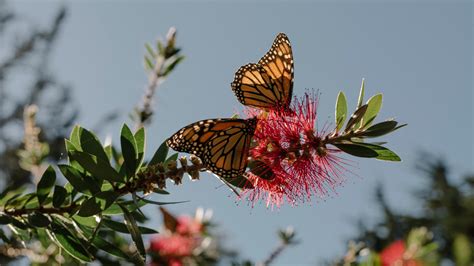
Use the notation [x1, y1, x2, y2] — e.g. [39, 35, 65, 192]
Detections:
[166, 118, 257, 178]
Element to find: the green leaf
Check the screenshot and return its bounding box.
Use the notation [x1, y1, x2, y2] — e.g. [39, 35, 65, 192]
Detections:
[0, 214, 12, 225]
[364, 121, 398, 137]
[10, 217, 28, 230]
[120, 124, 138, 177]
[357, 78, 365, 108]
[104, 145, 113, 161]
[136, 196, 187, 206]
[145, 42, 155, 58]
[6, 193, 36, 209]
[119, 204, 146, 262]
[134, 127, 146, 169]
[453, 234, 471, 266]
[102, 218, 158, 234]
[92, 236, 131, 260]
[79, 127, 109, 162]
[36, 166, 56, 205]
[69, 125, 82, 149]
[77, 191, 118, 217]
[153, 188, 170, 194]
[77, 197, 102, 217]
[144, 55, 154, 70]
[65, 140, 84, 171]
[149, 141, 169, 166]
[162, 55, 185, 77]
[335, 91, 348, 131]
[28, 212, 51, 227]
[58, 164, 100, 195]
[69, 151, 123, 183]
[333, 143, 379, 158]
[53, 186, 67, 208]
[102, 200, 147, 215]
[345, 104, 368, 132]
[355, 143, 401, 161]
[165, 152, 179, 163]
[157, 40, 164, 55]
[360, 93, 383, 128]
[49, 222, 93, 262]
[72, 215, 98, 228]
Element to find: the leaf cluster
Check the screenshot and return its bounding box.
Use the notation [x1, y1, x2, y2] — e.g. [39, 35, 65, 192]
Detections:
[330, 79, 406, 162]
[0, 124, 180, 264]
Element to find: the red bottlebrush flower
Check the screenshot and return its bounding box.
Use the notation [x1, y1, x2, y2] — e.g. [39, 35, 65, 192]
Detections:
[242, 92, 349, 207]
[380, 240, 423, 266]
[149, 234, 197, 265]
[176, 215, 204, 236]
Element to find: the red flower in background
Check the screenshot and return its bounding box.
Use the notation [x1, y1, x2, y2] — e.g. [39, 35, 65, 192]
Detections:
[380, 240, 423, 266]
[176, 216, 203, 236]
[149, 234, 197, 262]
[242, 92, 349, 207]
[148, 207, 212, 266]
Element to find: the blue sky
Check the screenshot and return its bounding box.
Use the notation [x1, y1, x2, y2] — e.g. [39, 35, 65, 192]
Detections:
[11, 1, 473, 264]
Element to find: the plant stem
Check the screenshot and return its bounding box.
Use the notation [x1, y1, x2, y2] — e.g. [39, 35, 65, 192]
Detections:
[3, 203, 78, 216]
[3, 160, 205, 217]
[322, 130, 364, 146]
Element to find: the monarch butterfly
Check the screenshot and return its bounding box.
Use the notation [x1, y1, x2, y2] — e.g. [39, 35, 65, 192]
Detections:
[231, 33, 294, 110]
[166, 118, 257, 178]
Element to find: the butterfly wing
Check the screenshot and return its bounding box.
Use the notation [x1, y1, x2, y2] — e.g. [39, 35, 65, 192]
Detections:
[232, 63, 281, 109]
[166, 118, 257, 178]
[231, 33, 294, 110]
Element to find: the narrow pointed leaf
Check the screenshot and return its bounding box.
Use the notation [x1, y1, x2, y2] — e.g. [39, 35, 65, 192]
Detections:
[137, 196, 187, 206]
[119, 204, 145, 261]
[144, 56, 154, 70]
[79, 127, 109, 162]
[345, 104, 368, 132]
[92, 237, 131, 260]
[153, 188, 169, 194]
[353, 143, 401, 161]
[134, 127, 146, 169]
[335, 91, 348, 131]
[102, 200, 147, 215]
[364, 121, 398, 137]
[28, 212, 51, 227]
[145, 42, 155, 58]
[357, 78, 365, 108]
[53, 186, 67, 208]
[50, 222, 93, 262]
[37, 166, 56, 205]
[120, 124, 138, 177]
[69, 151, 123, 183]
[360, 93, 383, 128]
[165, 153, 179, 163]
[333, 143, 379, 158]
[149, 141, 169, 166]
[103, 218, 158, 234]
[58, 164, 100, 195]
[65, 140, 84, 171]
[69, 125, 82, 149]
[77, 191, 118, 217]
[104, 145, 113, 160]
[0, 214, 12, 225]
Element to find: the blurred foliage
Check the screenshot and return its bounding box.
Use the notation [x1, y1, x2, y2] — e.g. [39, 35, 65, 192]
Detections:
[0, 1, 78, 190]
[333, 157, 474, 265]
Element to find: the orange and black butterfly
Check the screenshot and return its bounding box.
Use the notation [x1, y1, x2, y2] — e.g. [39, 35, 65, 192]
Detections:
[167, 33, 293, 179]
[166, 118, 257, 179]
[231, 33, 294, 110]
